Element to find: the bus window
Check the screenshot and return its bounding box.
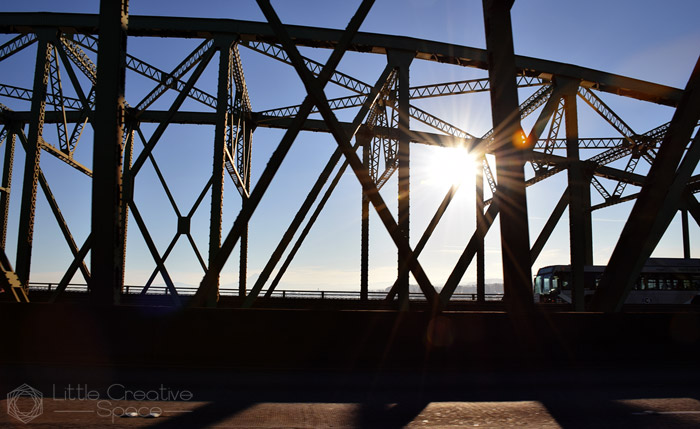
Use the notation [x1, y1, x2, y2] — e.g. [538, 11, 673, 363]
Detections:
[660, 277, 671, 290]
[658, 277, 666, 290]
[647, 278, 657, 290]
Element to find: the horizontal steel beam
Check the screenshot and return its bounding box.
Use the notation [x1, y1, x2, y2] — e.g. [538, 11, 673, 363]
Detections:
[3, 109, 478, 149]
[0, 12, 683, 106]
[5, 110, 672, 169]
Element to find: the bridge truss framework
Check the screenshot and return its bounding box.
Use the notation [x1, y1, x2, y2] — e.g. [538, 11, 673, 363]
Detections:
[0, 0, 698, 312]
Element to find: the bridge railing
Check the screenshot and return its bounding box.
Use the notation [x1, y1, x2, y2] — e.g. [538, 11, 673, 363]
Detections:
[26, 282, 504, 301]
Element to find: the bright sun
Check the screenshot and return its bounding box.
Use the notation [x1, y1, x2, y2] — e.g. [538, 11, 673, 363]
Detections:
[429, 146, 477, 188]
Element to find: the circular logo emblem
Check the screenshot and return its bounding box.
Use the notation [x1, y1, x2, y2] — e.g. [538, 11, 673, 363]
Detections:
[7, 384, 43, 424]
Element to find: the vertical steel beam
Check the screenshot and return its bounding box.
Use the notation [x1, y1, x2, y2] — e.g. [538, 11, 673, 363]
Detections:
[121, 122, 134, 289]
[239, 214, 249, 297]
[682, 208, 691, 259]
[0, 128, 15, 250]
[389, 50, 413, 308]
[591, 58, 700, 312]
[563, 80, 587, 311]
[208, 39, 233, 306]
[584, 189, 593, 265]
[90, 0, 128, 304]
[16, 35, 50, 287]
[482, 0, 534, 311]
[360, 129, 371, 301]
[239, 123, 253, 297]
[475, 155, 486, 302]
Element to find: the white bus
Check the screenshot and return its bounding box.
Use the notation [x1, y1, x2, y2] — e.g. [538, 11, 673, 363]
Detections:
[533, 258, 700, 305]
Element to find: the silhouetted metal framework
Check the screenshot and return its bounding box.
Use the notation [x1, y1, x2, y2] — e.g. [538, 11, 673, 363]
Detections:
[0, 0, 697, 311]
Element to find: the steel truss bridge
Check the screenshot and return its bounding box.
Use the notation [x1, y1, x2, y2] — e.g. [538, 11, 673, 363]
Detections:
[0, 0, 698, 315]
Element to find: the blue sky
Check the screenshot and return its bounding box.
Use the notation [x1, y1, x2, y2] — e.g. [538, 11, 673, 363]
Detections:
[0, 1, 698, 292]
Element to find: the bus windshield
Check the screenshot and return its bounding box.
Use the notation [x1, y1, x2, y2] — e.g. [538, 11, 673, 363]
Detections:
[533, 258, 700, 305]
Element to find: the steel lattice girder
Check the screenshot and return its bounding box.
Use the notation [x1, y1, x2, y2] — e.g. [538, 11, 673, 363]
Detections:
[0, 13, 683, 105]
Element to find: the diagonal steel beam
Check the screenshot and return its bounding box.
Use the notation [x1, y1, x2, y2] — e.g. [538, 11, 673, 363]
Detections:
[49, 234, 92, 302]
[439, 198, 500, 306]
[128, 201, 181, 304]
[140, 233, 180, 294]
[409, 104, 476, 139]
[60, 36, 97, 85]
[228, 43, 254, 198]
[256, 0, 438, 304]
[578, 87, 637, 145]
[37, 169, 91, 284]
[591, 58, 700, 312]
[684, 193, 700, 226]
[54, 40, 94, 156]
[0, 33, 36, 62]
[386, 183, 461, 300]
[0, 126, 13, 250]
[230, 44, 252, 111]
[590, 192, 639, 211]
[47, 46, 70, 154]
[530, 186, 569, 264]
[134, 127, 181, 216]
[266, 151, 353, 297]
[481, 84, 553, 143]
[141, 177, 213, 293]
[241, 39, 372, 95]
[129, 45, 216, 177]
[527, 84, 566, 171]
[248, 38, 479, 144]
[39, 137, 92, 176]
[0, 83, 83, 110]
[71, 34, 218, 110]
[15, 34, 50, 287]
[190, 0, 375, 306]
[526, 84, 567, 147]
[243, 64, 394, 307]
[135, 39, 214, 113]
[591, 175, 611, 200]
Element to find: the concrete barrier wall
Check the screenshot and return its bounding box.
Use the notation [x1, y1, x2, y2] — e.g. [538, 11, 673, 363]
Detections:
[1, 303, 699, 371]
